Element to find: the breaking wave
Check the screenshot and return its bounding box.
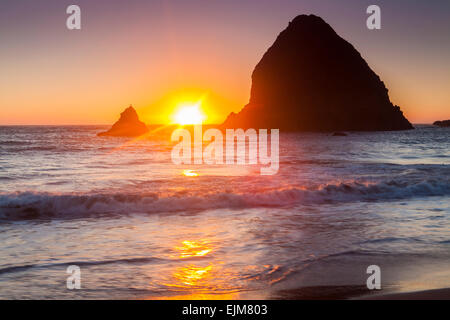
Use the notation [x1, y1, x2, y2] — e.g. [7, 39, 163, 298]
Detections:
[1, 178, 448, 221]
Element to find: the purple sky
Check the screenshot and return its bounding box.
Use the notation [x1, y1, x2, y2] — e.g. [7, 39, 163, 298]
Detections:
[1, 0, 449, 124]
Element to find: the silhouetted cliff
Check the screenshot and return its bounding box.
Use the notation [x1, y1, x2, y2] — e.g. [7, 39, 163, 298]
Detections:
[223, 14, 413, 131]
[98, 105, 149, 137]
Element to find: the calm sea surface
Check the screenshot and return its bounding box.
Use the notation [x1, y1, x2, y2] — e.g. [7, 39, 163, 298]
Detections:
[0, 125, 449, 299]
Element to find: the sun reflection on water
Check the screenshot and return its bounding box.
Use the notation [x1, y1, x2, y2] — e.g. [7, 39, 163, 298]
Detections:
[156, 239, 233, 299]
[183, 169, 199, 177]
[175, 240, 212, 258]
[171, 264, 213, 287]
[148, 239, 275, 300]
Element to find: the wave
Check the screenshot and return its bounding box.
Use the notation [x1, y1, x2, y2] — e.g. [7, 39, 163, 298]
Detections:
[0, 257, 166, 275]
[0, 178, 449, 221]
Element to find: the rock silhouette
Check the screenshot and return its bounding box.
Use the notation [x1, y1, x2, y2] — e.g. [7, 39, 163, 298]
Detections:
[433, 120, 450, 127]
[98, 105, 149, 137]
[223, 14, 413, 131]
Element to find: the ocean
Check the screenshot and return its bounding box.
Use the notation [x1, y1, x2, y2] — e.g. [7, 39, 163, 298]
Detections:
[0, 125, 449, 299]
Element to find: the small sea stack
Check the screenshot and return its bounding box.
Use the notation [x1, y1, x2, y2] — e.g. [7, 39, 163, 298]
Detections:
[332, 132, 347, 136]
[433, 120, 450, 127]
[98, 105, 149, 137]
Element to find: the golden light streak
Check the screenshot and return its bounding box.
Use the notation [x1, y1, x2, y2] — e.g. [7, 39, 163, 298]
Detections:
[175, 240, 212, 258]
[183, 170, 199, 177]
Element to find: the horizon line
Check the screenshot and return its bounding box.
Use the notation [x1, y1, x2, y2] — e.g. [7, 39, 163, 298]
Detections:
[0, 123, 438, 126]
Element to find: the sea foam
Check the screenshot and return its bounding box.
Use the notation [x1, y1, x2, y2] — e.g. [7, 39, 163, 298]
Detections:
[1, 178, 448, 221]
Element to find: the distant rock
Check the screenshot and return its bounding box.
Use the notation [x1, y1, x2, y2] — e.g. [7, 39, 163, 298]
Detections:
[433, 120, 450, 127]
[222, 14, 413, 132]
[332, 132, 347, 136]
[98, 105, 149, 137]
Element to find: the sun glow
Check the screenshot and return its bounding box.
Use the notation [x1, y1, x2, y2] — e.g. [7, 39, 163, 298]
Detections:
[173, 102, 205, 125]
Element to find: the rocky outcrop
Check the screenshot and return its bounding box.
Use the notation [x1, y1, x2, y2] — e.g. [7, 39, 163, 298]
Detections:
[332, 132, 347, 136]
[98, 105, 149, 137]
[433, 120, 450, 127]
[222, 14, 413, 131]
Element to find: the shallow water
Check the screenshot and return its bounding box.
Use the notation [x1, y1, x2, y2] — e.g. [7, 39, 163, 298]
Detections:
[0, 125, 449, 299]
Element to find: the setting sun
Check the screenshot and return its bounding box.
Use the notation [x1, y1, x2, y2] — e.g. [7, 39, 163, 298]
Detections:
[173, 103, 205, 125]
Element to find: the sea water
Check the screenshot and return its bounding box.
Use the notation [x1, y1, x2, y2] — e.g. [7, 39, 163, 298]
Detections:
[0, 125, 449, 299]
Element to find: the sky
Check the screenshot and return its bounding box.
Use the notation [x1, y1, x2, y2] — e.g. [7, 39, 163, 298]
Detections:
[0, 0, 449, 125]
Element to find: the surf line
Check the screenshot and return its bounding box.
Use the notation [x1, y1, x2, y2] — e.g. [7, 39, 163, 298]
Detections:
[171, 124, 279, 175]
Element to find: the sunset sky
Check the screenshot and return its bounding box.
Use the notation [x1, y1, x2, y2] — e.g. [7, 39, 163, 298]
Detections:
[0, 0, 449, 125]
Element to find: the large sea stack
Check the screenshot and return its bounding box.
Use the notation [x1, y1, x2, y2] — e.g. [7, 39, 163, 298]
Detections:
[223, 14, 413, 131]
[98, 105, 149, 137]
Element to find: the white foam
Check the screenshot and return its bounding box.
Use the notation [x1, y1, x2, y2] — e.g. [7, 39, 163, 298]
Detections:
[1, 178, 448, 220]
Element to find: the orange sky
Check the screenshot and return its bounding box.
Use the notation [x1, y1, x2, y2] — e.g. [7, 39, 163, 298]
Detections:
[0, 0, 449, 125]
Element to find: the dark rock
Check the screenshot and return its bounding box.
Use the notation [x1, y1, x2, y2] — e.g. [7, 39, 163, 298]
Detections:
[332, 132, 347, 136]
[433, 120, 450, 127]
[222, 14, 413, 132]
[98, 105, 149, 137]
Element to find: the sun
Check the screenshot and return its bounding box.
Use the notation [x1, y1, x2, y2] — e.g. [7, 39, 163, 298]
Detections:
[173, 102, 205, 125]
